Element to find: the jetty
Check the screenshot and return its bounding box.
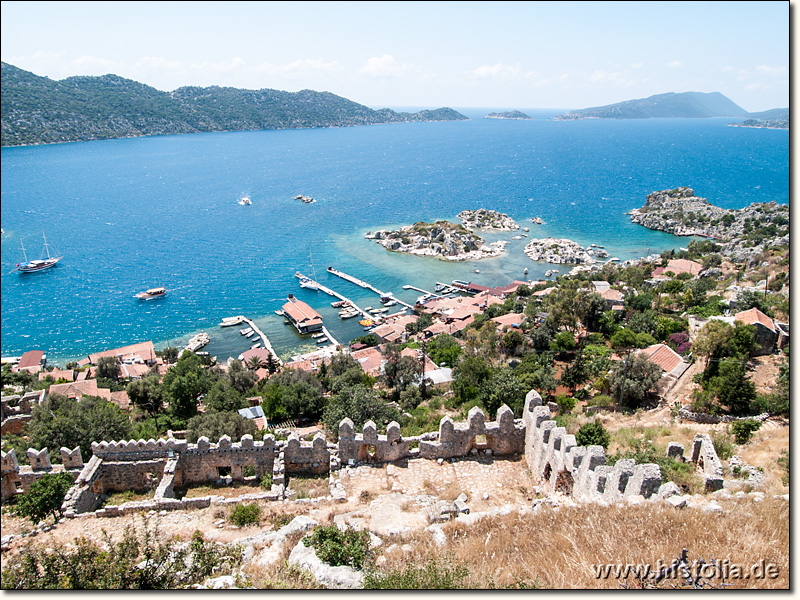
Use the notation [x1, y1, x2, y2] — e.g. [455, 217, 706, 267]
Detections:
[225, 315, 282, 365]
[295, 272, 376, 322]
[327, 266, 415, 311]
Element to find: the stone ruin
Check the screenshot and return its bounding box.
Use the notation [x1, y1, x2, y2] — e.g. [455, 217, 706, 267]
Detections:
[0, 389, 726, 517]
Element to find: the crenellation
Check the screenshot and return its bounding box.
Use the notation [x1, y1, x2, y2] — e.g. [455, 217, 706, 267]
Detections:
[27, 447, 52, 471]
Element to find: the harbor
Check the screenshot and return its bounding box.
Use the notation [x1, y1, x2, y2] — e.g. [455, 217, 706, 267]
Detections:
[221, 314, 283, 366]
[326, 266, 416, 311]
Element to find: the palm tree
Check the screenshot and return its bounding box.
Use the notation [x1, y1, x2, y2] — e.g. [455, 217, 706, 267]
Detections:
[245, 355, 267, 371]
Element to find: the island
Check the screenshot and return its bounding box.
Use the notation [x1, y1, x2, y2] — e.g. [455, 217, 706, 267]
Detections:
[628, 186, 789, 263]
[366, 219, 509, 261]
[485, 110, 532, 120]
[524, 237, 596, 265]
[729, 118, 789, 130]
[457, 208, 519, 231]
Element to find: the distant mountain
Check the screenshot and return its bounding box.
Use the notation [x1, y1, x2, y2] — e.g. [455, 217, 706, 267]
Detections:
[0, 62, 468, 146]
[485, 110, 532, 120]
[554, 91, 748, 120]
[745, 108, 789, 121]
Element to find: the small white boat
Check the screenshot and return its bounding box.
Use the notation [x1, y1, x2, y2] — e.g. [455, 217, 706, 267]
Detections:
[136, 286, 166, 300]
[474, 269, 480, 274]
[246, 331, 257, 338]
[240, 327, 254, 336]
[238, 195, 252, 205]
[312, 332, 326, 339]
[250, 343, 262, 349]
[275, 309, 284, 316]
[316, 336, 328, 344]
[220, 316, 242, 327]
[545, 270, 553, 277]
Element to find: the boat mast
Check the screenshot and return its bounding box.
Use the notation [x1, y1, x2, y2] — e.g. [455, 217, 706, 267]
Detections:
[42, 231, 51, 260]
[19, 239, 28, 263]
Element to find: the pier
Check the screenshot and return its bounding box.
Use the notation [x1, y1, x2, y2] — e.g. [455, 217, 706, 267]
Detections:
[224, 315, 282, 365]
[326, 266, 416, 311]
[295, 272, 376, 321]
[320, 326, 339, 348]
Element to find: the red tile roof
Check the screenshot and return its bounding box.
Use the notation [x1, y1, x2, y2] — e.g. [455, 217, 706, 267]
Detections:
[16, 350, 45, 371]
[282, 298, 323, 328]
[87, 341, 157, 365]
[735, 307, 775, 332]
[491, 313, 526, 328]
[38, 369, 75, 382]
[637, 344, 684, 374]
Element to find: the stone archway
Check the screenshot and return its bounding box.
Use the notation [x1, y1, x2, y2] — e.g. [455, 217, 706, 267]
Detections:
[467, 434, 498, 454]
[358, 444, 378, 462]
[554, 470, 574, 495]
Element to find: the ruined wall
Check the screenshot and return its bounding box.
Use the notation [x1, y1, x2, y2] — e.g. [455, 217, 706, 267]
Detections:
[522, 390, 663, 501]
[1, 447, 83, 502]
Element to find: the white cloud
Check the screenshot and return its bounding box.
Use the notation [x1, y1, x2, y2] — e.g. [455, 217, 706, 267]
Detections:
[756, 65, 786, 76]
[666, 61, 682, 69]
[360, 55, 413, 78]
[256, 58, 342, 79]
[471, 63, 520, 79]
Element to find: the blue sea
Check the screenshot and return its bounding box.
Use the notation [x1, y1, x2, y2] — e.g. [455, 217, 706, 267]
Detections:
[0, 109, 789, 365]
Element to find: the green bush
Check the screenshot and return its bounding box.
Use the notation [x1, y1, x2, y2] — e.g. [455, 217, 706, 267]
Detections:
[575, 420, 610, 449]
[555, 394, 576, 413]
[12, 472, 74, 524]
[711, 431, 735, 461]
[364, 556, 469, 589]
[229, 503, 261, 527]
[260, 473, 273, 490]
[303, 525, 371, 569]
[778, 451, 789, 486]
[729, 419, 762, 445]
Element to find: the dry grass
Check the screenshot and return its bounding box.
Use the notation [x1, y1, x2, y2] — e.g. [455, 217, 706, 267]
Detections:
[371, 499, 789, 589]
[287, 473, 331, 499]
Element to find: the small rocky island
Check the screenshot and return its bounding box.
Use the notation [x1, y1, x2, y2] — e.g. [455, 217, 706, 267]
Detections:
[628, 186, 789, 262]
[485, 110, 532, 120]
[366, 219, 509, 261]
[524, 237, 596, 265]
[457, 208, 520, 231]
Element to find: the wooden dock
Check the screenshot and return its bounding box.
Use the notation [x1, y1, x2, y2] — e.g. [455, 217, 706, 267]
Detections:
[327, 266, 416, 311]
[227, 315, 282, 365]
[295, 274, 375, 321]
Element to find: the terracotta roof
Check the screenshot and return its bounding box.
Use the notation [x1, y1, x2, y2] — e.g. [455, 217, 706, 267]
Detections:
[87, 341, 157, 365]
[491, 313, 526, 328]
[241, 348, 273, 363]
[16, 350, 45, 371]
[637, 344, 684, 374]
[599, 288, 624, 302]
[735, 307, 775, 332]
[38, 369, 75, 382]
[282, 298, 323, 328]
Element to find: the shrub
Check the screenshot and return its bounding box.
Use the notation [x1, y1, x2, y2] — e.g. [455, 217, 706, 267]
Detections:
[364, 556, 470, 589]
[260, 473, 273, 490]
[555, 394, 576, 413]
[587, 394, 615, 408]
[303, 525, 371, 569]
[229, 503, 261, 527]
[729, 419, 762, 445]
[778, 451, 789, 486]
[576, 420, 610, 449]
[13, 472, 74, 524]
[711, 431, 735, 461]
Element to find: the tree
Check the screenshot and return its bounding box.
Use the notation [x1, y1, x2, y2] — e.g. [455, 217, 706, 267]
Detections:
[96, 356, 121, 381]
[451, 355, 492, 404]
[27, 394, 133, 463]
[576, 421, 610, 449]
[550, 331, 576, 356]
[245, 354, 267, 371]
[478, 367, 527, 415]
[576, 291, 608, 332]
[607, 353, 663, 409]
[126, 374, 164, 427]
[715, 357, 756, 415]
[322, 385, 401, 437]
[558, 349, 590, 394]
[228, 359, 258, 394]
[426, 333, 462, 367]
[13, 472, 74, 524]
[186, 410, 256, 444]
[500, 329, 525, 356]
[204, 379, 246, 413]
[161, 352, 213, 420]
[514, 353, 556, 399]
[610, 328, 639, 353]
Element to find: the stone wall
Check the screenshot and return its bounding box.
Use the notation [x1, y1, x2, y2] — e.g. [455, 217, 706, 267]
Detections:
[1, 447, 84, 502]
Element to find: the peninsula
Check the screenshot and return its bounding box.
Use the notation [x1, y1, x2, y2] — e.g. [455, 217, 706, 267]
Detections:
[366, 219, 508, 261]
[628, 187, 789, 263]
[554, 91, 747, 120]
[0, 62, 469, 147]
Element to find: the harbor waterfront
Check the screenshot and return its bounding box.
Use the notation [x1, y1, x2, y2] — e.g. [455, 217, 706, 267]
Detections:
[0, 110, 788, 365]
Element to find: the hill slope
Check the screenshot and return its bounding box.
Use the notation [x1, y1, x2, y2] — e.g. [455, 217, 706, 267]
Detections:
[0, 62, 468, 146]
[554, 91, 748, 120]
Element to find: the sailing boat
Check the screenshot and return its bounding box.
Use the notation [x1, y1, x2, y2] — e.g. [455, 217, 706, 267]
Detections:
[15, 232, 62, 273]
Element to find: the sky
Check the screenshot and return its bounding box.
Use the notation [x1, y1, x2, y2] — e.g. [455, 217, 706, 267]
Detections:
[0, 1, 790, 112]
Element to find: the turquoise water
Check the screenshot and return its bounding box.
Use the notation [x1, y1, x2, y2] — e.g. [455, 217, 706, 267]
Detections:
[0, 109, 788, 364]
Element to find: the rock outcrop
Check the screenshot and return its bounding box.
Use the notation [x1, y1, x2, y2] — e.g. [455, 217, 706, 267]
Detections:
[524, 237, 595, 265]
[457, 209, 519, 231]
[367, 220, 508, 261]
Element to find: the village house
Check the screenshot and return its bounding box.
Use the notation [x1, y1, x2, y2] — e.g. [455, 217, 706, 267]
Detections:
[734, 307, 780, 356]
[635, 343, 691, 399]
[491, 312, 527, 329]
[11, 350, 46, 374]
[78, 341, 159, 369]
[47, 379, 130, 411]
[650, 258, 704, 281]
